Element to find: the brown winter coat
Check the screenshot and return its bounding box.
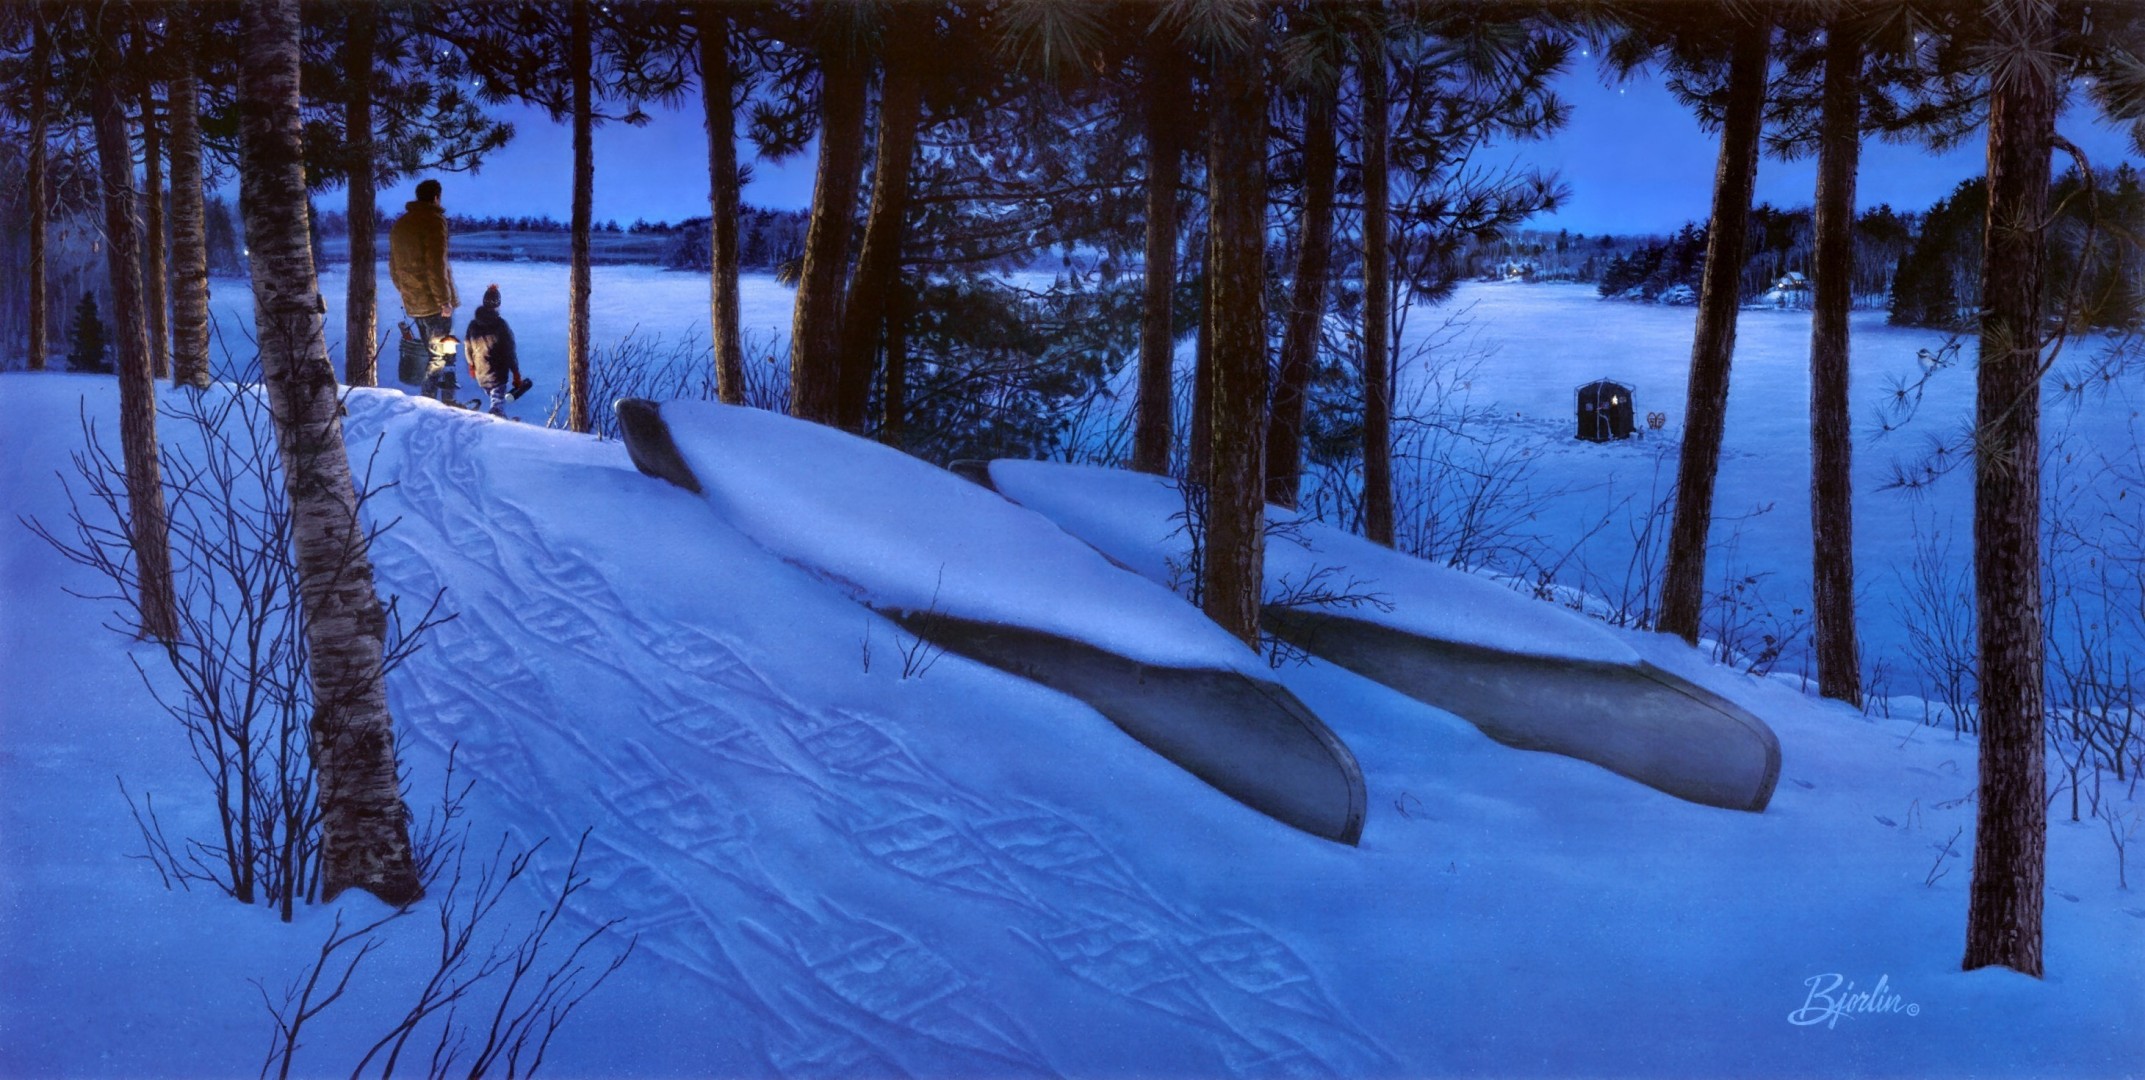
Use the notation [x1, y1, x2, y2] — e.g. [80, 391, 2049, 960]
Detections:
[388, 200, 457, 318]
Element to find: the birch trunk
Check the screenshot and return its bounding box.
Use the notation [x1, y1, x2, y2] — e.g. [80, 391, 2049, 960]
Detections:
[92, 30, 179, 642]
[237, 0, 422, 908]
[141, 86, 170, 381]
[880, 278, 910, 445]
[1189, 226, 1213, 487]
[169, 19, 211, 388]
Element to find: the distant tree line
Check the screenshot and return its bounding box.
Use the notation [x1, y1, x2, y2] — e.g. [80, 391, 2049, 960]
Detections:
[1890, 165, 2144, 331]
[1463, 203, 1915, 307]
[1473, 164, 2142, 335]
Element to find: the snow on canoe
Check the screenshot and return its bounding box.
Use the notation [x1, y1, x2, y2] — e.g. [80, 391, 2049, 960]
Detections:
[986, 460, 1781, 813]
[614, 399, 1367, 843]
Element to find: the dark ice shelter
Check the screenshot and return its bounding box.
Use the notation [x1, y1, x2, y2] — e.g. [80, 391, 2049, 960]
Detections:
[1576, 378, 1636, 442]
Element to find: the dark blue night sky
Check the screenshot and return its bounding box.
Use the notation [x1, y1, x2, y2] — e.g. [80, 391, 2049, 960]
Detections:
[373, 66, 2142, 237]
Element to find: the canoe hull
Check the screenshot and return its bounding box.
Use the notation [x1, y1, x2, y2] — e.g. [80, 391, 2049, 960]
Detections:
[889, 612, 1367, 845]
[1265, 607, 1780, 812]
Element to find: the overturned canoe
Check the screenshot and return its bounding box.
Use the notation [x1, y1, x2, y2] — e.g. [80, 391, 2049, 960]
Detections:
[986, 460, 1781, 813]
[615, 398, 1366, 844]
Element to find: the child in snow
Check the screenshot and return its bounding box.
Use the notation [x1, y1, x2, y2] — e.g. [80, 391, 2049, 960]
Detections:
[462, 283, 531, 416]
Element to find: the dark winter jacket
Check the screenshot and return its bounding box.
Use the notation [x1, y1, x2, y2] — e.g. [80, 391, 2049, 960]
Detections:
[463, 303, 520, 388]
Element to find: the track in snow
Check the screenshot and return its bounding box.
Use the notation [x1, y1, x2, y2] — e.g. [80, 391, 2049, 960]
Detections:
[354, 399, 1391, 1078]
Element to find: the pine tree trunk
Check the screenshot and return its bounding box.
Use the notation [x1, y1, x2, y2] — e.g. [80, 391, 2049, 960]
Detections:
[1360, 28, 1394, 547]
[28, 8, 48, 372]
[1962, 0, 2052, 978]
[789, 50, 869, 425]
[343, 1, 378, 386]
[169, 23, 211, 388]
[1809, 22, 1862, 706]
[92, 33, 179, 643]
[1268, 70, 1337, 510]
[836, 17, 925, 434]
[237, 0, 422, 909]
[1132, 39, 1188, 476]
[1202, 39, 1269, 650]
[1657, 15, 1770, 642]
[567, 0, 595, 433]
[698, 2, 744, 405]
[141, 86, 170, 382]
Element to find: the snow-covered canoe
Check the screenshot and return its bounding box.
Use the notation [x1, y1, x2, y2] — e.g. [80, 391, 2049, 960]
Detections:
[614, 399, 1366, 844]
[985, 460, 1782, 813]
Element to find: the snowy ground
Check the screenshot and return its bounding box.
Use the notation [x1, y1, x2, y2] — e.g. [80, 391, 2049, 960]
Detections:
[3, 364, 2141, 1077]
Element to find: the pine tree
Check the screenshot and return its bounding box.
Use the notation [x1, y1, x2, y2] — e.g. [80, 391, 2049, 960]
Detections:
[66, 292, 109, 374]
[697, 1, 745, 405]
[835, 5, 930, 434]
[788, 11, 872, 427]
[1962, 0, 2054, 978]
[1633, 7, 1776, 644]
[1200, 0, 1271, 648]
[1266, 6, 1346, 509]
[1132, 31, 1192, 476]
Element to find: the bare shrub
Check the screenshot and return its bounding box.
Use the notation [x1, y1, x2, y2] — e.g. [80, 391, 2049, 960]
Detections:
[551, 328, 789, 438]
[26, 383, 449, 920]
[1538, 444, 1677, 630]
[1300, 308, 1570, 583]
[1893, 516, 1979, 736]
[1164, 475, 1393, 667]
[258, 827, 635, 1080]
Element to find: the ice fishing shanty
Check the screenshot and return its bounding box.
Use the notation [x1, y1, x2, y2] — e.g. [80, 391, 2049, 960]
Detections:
[1575, 378, 1637, 442]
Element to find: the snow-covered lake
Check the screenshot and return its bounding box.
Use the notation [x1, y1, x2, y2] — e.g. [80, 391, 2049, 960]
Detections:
[205, 265, 2144, 701]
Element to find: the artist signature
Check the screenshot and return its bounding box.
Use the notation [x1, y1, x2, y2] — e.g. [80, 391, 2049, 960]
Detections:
[1787, 973, 1920, 1028]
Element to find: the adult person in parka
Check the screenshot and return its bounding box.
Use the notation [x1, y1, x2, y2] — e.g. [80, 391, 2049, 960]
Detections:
[389, 179, 461, 402]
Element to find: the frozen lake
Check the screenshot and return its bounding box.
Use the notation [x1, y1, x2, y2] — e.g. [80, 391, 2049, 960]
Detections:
[204, 264, 2142, 702]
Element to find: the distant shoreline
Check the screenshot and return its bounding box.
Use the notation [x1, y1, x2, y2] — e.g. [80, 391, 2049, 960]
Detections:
[319, 231, 689, 269]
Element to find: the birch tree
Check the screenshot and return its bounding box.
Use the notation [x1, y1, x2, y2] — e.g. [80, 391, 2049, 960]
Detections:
[236, 0, 422, 907]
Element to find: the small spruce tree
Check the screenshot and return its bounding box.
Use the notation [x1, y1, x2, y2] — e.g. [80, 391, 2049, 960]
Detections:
[67, 293, 110, 373]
